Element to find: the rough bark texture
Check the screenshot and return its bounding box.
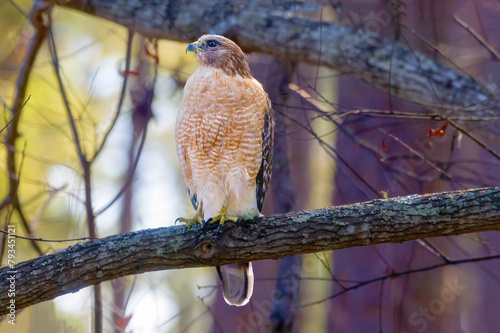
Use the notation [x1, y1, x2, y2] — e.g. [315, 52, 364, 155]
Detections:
[45, 0, 500, 144]
[0, 186, 499, 315]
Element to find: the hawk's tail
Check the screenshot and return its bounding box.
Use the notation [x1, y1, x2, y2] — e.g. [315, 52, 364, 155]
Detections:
[217, 262, 254, 306]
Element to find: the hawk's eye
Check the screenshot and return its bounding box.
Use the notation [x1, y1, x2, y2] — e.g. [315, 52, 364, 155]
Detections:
[206, 40, 218, 48]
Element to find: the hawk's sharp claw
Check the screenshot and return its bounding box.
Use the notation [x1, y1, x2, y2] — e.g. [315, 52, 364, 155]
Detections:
[176, 204, 204, 231]
[208, 208, 239, 230]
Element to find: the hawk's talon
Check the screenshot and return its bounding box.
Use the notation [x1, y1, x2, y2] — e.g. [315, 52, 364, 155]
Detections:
[176, 203, 204, 231]
[208, 209, 239, 229]
[174, 210, 205, 231]
[177, 215, 204, 231]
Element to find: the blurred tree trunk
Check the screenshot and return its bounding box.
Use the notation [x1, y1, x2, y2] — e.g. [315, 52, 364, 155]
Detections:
[264, 59, 300, 333]
[111, 35, 155, 333]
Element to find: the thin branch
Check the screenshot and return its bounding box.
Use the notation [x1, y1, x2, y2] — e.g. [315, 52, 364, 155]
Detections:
[47, 13, 102, 332]
[1, 1, 49, 254]
[8, 0, 29, 17]
[47, 22, 85, 161]
[379, 128, 454, 181]
[300, 253, 500, 308]
[92, 30, 135, 161]
[0, 96, 30, 135]
[448, 119, 500, 161]
[0, 186, 499, 315]
[96, 37, 156, 216]
[278, 107, 380, 199]
[0, 229, 94, 243]
[12, 142, 44, 256]
[94, 117, 148, 216]
[453, 16, 500, 62]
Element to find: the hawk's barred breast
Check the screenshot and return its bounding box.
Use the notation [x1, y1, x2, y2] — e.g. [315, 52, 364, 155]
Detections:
[176, 66, 272, 218]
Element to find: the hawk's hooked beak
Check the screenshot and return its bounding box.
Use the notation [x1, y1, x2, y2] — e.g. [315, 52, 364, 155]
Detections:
[186, 42, 198, 54]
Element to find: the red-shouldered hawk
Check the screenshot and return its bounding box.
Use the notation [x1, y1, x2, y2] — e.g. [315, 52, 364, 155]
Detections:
[175, 34, 274, 306]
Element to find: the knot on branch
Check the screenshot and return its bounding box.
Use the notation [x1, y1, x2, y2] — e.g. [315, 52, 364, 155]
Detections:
[196, 239, 218, 261]
[30, 1, 51, 29]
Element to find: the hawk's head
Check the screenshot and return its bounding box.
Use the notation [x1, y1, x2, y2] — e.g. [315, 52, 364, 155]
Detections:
[186, 35, 251, 77]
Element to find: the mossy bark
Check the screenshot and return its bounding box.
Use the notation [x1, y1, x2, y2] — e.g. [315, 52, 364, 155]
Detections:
[1, 186, 499, 315]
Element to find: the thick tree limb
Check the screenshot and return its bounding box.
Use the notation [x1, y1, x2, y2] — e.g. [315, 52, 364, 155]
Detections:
[1, 186, 499, 315]
[45, 0, 500, 143]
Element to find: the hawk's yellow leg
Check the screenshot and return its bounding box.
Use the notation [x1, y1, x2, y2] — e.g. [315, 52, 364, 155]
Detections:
[176, 202, 204, 230]
[209, 205, 239, 228]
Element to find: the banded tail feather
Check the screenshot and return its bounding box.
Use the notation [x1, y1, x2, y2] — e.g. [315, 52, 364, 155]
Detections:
[217, 262, 254, 306]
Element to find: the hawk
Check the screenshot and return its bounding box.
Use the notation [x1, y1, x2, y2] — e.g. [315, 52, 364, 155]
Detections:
[175, 34, 274, 306]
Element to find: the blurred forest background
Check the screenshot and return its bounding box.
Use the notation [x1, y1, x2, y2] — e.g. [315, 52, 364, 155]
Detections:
[1, 0, 500, 332]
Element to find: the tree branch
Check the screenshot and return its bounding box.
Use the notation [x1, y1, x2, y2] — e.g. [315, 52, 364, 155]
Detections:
[1, 186, 499, 315]
[1, 1, 50, 256]
[44, 0, 500, 144]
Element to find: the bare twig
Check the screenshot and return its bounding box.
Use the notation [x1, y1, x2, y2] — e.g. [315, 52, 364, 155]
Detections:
[0, 96, 29, 135]
[300, 253, 500, 308]
[47, 12, 102, 333]
[47, 23, 85, 161]
[0, 230, 94, 242]
[8, 0, 29, 17]
[95, 120, 148, 216]
[92, 30, 135, 161]
[11, 141, 44, 256]
[448, 119, 500, 161]
[453, 16, 500, 62]
[379, 128, 454, 180]
[1, 1, 49, 257]
[278, 107, 380, 199]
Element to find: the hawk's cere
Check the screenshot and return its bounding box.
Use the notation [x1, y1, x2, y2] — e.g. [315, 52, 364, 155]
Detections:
[175, 34, 274, 306]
